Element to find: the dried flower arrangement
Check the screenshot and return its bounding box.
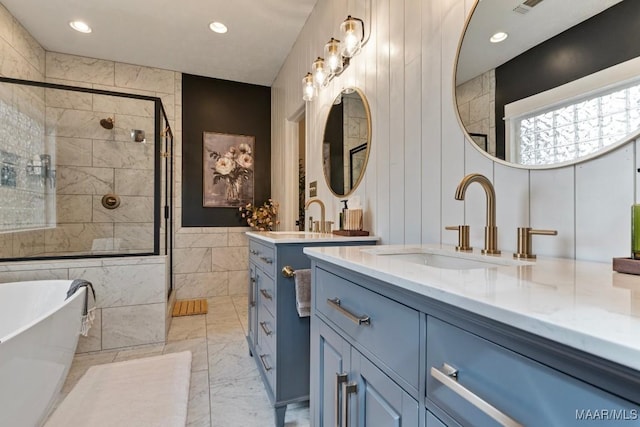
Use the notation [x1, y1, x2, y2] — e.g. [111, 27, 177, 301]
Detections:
[239, 199, 280, 231]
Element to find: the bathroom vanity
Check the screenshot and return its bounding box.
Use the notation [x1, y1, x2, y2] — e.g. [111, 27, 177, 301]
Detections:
[245, 231, 377, 427]
[305, 244, 640, 426]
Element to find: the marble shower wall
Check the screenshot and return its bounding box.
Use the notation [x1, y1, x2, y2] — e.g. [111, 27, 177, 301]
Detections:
[0, 3, 48, 258]
[46, 88, 156, 255]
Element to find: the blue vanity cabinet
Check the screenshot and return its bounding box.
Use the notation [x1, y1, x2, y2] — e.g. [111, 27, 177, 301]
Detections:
[247, 262, 257, 355]
[308, 258, 640, 427]
[312, 311, 420, 427]
[311, 266, 421, 426]
[426, 316, 639, 427]
[247, 235, 377, 427]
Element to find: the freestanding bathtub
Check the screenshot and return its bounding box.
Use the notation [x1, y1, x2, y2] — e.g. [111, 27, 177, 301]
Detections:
[0, 280, 86, 427]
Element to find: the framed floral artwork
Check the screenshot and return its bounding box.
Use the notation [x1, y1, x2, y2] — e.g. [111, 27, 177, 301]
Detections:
[203, 132, 255, 208]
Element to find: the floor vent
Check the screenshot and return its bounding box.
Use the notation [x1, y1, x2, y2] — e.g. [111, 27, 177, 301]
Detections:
[172, 299, 208, 317]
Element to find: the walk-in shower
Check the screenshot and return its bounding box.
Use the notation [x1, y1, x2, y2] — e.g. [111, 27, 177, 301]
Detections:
[0, 77, 173, 288]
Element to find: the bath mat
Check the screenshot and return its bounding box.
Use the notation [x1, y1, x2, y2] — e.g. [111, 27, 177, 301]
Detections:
[44, 351, 192, 427]
[172, 298, 208, 317]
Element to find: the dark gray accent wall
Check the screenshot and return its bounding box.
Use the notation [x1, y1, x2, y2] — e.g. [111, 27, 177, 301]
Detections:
[494, 0, 640, 159]
[182, 74, 271, 227]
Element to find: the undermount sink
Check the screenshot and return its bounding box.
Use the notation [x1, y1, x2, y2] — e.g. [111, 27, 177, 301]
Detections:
[363, 247, 531, 270]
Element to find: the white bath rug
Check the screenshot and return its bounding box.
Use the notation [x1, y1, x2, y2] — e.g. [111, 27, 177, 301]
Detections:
[45, 351, 192, 427]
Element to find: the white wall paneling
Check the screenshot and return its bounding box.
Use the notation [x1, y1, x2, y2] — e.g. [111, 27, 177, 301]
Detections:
[272, 0, 639, 262]
[530, 166, 575, 259]
[575, 145, 634, 261]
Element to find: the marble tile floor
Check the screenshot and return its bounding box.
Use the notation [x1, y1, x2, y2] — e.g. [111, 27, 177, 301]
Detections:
[55, 295, 310, 427]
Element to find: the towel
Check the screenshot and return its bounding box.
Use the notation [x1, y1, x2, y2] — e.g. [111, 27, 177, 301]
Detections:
[294, 269, 311, 317]
[66, 279, 97, 336]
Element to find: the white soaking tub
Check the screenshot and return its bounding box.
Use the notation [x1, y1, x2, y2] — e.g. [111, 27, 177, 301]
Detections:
[0, 280, 87, 427]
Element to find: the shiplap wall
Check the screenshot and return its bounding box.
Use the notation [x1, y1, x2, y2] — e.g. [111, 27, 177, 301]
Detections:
[273, 0, 635, 262]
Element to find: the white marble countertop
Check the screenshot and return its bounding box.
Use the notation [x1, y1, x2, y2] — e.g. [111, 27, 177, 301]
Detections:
[246, 231, 379, 245]
[303, 243, 640, 371]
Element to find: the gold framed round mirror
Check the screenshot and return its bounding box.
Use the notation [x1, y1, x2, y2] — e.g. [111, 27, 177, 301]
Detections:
[322, 88, 371, 196]
[455, 0, 640, 169]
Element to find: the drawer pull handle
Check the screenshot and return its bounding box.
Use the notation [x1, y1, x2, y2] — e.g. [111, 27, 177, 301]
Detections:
[259, 321, 272, 336]
[335, 373, 348, 426]
[259, 354, 272, 371]
[260, 289, 273, 300]
[327, 298, 370, 326]
[431, 364, 523, 427]
[250, 249, 260, 255]
[249, 277, 256, 307]
[260, 256, 273, 264]
[342, 380, 357, 427]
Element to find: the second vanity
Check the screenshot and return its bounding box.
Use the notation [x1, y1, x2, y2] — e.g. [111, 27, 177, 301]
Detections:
[245, 231, 377, 427]
[305, 244, 640, 426]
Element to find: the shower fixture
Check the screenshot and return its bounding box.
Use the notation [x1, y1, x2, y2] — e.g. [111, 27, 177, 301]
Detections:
[100, 117, 115, 129]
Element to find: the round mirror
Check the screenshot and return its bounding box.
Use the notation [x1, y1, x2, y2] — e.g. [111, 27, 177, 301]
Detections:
[455, 0, 640, 168]
[322, 88, 371, 196]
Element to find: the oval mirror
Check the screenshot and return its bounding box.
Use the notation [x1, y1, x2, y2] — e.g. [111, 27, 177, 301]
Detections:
[455, 0, 640, 168]
[322, 88, 371, 196]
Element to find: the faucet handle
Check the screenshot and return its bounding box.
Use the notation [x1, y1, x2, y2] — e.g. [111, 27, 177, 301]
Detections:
[514, 227, 557, 260]
[445, 225, 472, 252]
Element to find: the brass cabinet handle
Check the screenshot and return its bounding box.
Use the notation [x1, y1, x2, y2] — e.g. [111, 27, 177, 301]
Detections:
[335, 373, 348, 426]
[431, 364, 522, 427]
[259, 354, 272, 371]
[327, 298, 370, 326]
[260, 289, 273, 300]
[259, 321, 272, 336]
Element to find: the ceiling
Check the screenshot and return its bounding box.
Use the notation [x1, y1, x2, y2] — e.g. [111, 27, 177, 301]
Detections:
[1, 0, 318, 86]
[457, 0, 623, 84]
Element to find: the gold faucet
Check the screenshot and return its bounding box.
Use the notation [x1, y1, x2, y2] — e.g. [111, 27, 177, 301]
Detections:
[454, 173, 500, 255]
[304, 198, 326, 232]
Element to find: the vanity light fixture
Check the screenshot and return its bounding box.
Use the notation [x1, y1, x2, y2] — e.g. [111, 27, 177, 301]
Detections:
[324, 38, 344, 74]
[302, 10, 371, 102]
[209, 21, 228, 34]
[69, 20, 92, 33]
[312, 57, 329, 87]
[490, 31, 508, 43]
[340, 16, 365, 58]
[302, 73, 317, 102]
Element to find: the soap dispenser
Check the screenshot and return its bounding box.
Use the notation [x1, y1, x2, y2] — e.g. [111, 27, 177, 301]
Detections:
[339, 199, 348, 230]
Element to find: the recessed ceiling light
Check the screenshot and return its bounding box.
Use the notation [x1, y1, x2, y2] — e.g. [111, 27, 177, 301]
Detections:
[490, 32, 508, 43]
[69, 20, 92, 33]
[209, 21, 228, 34]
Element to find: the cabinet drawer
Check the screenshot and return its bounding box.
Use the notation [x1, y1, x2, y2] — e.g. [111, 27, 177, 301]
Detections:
[257, 301, 276, 357]
[257, 270, 275, 316]
[257, 344, 276, 392]
[249, 240, 275, 277]
[315, 268, 420, 390]
[427, 316, 638, 427]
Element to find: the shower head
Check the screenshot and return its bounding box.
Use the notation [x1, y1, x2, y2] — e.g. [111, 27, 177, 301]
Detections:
[100, 117, 114, 130]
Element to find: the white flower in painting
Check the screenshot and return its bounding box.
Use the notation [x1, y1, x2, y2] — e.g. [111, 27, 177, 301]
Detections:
[237, 153, 253, 169]
[239, 143, 252, 155]
[215, 157, 234, 175]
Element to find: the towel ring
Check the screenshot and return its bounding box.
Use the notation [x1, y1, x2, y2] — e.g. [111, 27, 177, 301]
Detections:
[282, 266, 295, 278]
